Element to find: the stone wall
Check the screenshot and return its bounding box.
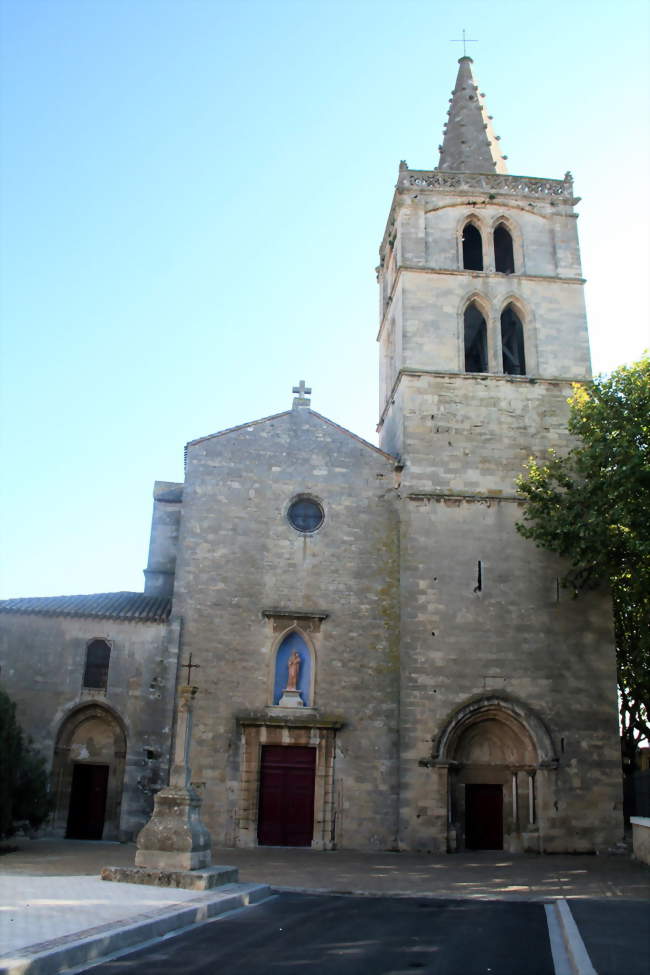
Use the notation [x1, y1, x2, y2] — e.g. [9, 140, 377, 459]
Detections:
[0, 613, 177, 839]
[172, 407, 401, 849]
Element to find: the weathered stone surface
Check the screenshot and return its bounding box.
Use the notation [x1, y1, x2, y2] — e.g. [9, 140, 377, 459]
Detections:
[135, 786, 212, 870]
[101, 864, 238, 890]
[0, 58, 624, 857]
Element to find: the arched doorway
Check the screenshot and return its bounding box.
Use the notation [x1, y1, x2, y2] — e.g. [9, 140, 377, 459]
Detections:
[435, 696, 556, 852]
[52, 704, 127, 840]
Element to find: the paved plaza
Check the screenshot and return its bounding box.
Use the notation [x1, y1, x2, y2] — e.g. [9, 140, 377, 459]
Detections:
[0, 840, 648, 974]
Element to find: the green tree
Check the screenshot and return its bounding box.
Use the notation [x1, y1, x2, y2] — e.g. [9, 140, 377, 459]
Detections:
[516, 355, 650, 769]
[0, 685, 51, 838]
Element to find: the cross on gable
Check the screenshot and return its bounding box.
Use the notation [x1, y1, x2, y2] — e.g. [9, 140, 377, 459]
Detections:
[292, 380, 312, 408]
[292, 380, 312, 398]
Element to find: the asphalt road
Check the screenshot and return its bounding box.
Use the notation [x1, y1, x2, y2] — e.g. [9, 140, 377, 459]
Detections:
[83, 893, 556, 975]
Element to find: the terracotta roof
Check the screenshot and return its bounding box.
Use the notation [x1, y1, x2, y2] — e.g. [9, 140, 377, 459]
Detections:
[0, 591, 171, 623]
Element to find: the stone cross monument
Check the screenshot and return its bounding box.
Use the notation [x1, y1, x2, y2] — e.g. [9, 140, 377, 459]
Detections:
[103, 671, 238, 889]
[134, 683, 212, 870]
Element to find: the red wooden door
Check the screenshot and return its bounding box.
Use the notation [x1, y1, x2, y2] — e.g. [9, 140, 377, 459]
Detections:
[465, 784, 503, 850]
[66, 763, 109, 840]
[257, 746, 316, 847]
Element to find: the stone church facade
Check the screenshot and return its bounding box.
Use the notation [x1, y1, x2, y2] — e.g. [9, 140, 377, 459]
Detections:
[0, 58, 623, 853]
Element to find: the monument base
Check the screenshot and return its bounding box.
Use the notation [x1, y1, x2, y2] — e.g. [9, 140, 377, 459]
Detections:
[134, 784, 212, 871]
[101, 864, 239, 891]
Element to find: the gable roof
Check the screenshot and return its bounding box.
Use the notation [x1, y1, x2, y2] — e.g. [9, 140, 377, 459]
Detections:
[0, 591, 171, 623]
[185, 408, 395, 463]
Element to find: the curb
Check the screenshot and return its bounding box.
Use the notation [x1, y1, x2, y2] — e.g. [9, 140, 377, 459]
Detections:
[0, 883, 271, 975]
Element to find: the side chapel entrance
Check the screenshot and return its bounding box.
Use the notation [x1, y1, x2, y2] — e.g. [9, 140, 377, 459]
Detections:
[434, 696, 557, 853]
[66, 763, 109, 839]
[52, 703, 127, 840]
[257, 745, 316, 846]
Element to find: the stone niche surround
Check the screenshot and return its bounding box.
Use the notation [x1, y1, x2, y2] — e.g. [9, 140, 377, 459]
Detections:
[236, 714, 343, 850]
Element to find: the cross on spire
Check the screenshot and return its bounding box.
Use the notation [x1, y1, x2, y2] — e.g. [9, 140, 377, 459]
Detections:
[181, 653, 200, 685]
[450, 29, 478, 57]
[292, 380, 312, 409]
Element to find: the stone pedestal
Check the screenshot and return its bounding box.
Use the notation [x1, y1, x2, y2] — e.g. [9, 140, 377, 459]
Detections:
[103, 683, 227, 889]
[135, 785, 211, 870]
[102, 864, 237, 891]
[278, 688, 304, 708]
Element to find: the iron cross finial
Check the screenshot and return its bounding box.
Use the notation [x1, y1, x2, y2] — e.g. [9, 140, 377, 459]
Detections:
[450, 29, 478, 57]
[181, 653, 200, 685]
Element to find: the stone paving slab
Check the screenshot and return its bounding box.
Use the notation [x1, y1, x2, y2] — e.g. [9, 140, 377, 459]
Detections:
[1, 839, 648, 900]
[0, 876, 271, 975]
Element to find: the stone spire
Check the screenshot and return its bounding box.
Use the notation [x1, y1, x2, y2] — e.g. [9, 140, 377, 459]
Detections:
[437, 57, 508, 174]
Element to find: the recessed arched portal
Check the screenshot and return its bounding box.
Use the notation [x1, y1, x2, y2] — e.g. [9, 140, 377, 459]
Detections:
[434, 696, 556, 852]
[52, 704, 127, 840]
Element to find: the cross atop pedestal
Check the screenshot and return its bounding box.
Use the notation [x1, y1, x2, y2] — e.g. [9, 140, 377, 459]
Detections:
[292, 380, 312, 409]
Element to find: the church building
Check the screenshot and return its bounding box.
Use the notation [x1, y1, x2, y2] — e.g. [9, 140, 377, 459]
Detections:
[0, 58, 623, 853]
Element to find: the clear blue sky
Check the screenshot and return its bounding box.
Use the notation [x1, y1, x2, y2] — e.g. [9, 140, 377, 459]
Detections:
[1, 0, 648, 599]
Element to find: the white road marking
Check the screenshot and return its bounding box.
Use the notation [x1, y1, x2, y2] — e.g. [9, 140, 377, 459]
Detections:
[547, 898, 598, 975]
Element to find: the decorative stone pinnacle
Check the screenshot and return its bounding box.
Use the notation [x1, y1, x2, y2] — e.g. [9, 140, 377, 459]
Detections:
[292, 380, 312, 409]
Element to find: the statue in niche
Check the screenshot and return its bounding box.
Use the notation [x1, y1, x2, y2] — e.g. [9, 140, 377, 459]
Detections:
[286, 650, 301, 691]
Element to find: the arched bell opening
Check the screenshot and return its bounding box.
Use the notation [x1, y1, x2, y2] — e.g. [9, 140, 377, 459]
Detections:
[462, 222, 484, 271]
[52, 703, 127, 840]
[464, 303, 488, 373]
[494, 223, 515, 274]
[501, 304, 526, 375]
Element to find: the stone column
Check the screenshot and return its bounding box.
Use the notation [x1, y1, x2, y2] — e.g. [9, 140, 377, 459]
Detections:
[134, 685, 212, 871]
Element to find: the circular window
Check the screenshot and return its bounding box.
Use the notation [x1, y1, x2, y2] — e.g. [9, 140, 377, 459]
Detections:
[287, 497, 324, 534]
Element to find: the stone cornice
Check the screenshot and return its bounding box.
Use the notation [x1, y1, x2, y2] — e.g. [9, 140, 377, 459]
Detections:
[379, 167, 578, 256]
[261, 608, 329, 621]
[407, 491, 523, 504]
[400, 168, 576, 201]
[236, 711, 345, 730]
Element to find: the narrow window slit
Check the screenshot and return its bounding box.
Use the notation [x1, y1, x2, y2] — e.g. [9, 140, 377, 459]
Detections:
[473, 560, 482, 593]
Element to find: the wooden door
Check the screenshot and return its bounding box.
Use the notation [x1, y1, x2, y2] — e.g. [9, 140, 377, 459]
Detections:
[66, 763, 109, 839]
[465, 783, 503, 850]
[257, 745, 316, 847]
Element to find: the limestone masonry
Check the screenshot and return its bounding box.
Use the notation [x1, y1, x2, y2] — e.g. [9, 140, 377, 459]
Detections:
[0, 58, 622, 853]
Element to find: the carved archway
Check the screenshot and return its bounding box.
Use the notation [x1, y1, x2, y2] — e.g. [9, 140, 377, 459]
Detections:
[434, 694, 557, 853]
[434, 693, 556, 765]
[52, 703, 127, 840]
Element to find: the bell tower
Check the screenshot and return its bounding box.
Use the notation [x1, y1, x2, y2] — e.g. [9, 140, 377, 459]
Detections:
[377, 55, 591, 485]
[378, 58, 622, 854]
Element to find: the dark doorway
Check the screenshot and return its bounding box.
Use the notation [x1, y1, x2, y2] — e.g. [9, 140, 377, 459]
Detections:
[465, 784, 503, 850]
[258, 745, 316, 847]
[66, 763, 109, 839]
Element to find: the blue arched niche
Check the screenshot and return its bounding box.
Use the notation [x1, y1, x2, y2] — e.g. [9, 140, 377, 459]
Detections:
[273, 632, 312, 706]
